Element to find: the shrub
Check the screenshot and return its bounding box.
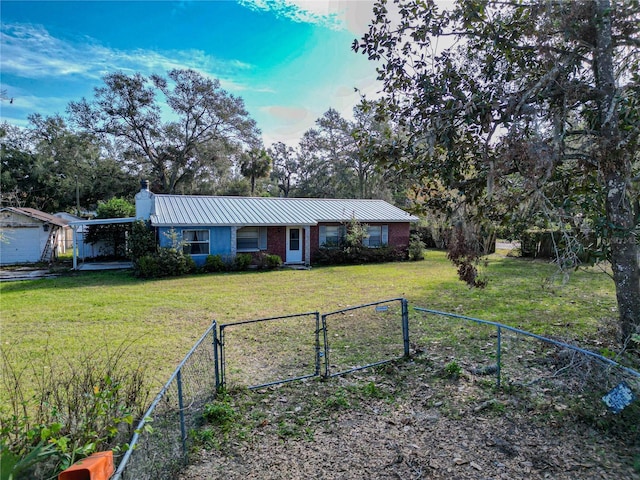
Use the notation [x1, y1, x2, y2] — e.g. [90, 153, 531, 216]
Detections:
[128, 220, 156, 261]
[265, 254, 282, 269]
[233, 253, 253, 271]
[255, 252, 282, 270]
[408, 233, 426, 261]
[134, 254, 161, 278]
[203, 254, 227, 273]
[0, 343, 150, 479]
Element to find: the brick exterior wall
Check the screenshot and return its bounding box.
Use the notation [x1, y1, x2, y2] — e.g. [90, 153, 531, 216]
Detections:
[266, 226, 287, 261]
[308, 222, 411, 263]
[264, 222, 411, 264]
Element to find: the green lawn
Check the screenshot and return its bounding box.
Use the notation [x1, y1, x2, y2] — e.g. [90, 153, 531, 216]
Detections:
[0, 251, 618, 402]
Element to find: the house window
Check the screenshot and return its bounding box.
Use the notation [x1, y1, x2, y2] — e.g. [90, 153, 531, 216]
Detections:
[237, 227, 267, 251]
[320, 225, 343, 247]
[364, 225, 388, 248]
[183, 230, 209, 255]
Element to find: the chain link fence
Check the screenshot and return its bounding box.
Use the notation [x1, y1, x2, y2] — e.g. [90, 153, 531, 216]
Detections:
[111, 302, 639, 478]
[111, 322, 218, 480]
[413, 308, 640, 414]
[322, 298, 409, 377]
[218, 312, 320, 390]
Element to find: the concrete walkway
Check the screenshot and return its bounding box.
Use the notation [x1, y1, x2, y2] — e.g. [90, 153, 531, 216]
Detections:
[76, 261, 132, 271]
[0, 268, 57, 281]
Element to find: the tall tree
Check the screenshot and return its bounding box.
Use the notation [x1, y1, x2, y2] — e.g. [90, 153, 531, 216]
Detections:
[239, 147, 271, 196]
[68, 69, 260, 194]
[1, 117, 137, 212]
[268, 142, 299, 197]
[355, 0, 640, 340]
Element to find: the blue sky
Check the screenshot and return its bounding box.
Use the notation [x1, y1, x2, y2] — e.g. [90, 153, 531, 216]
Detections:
[0, 0, 382, 146]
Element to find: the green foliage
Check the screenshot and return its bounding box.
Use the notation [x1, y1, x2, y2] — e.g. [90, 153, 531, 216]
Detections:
[133, 229, 196, 278]
[128, 220, 156, 262]
[94, 197, 135, 219]
[69, 69, 260, 194]
[239, 148, 272, 196]
[315, 218, 407, 265]
[255, 252, 282, 270]
[315, 244, 405, 265]
[354, 0, 640, 337]
[233, 253, 253, 271]
[203, 254, 228, 273]
[85, 198, 136, 259]
[324, 389, 350, 410]
[442, 361, 462, 380]
[203, 398, 237, 431]
[408, 233, 426, 261]
[0, 117, 138, 213]
[0, 343, 149, 479]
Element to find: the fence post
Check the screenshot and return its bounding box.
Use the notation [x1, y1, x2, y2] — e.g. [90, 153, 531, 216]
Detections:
[213, 322, 220, 392]
[314, 312, 321, 377]
[176, 369, 187, 460]
[402, 298, 410, 358]
[219, 326, 226, 389]
[321, 314, 329, 378]
[496, 326, 502, 388]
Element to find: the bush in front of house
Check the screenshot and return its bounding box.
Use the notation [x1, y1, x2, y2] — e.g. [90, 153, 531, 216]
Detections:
[315, 245, 406, 265]
[203, 254, 228, 273]
[128, 220, 157, 261]
[233, 253, 253, 271]
[134, 247, 196, 278]
[254, 252, 282, 270]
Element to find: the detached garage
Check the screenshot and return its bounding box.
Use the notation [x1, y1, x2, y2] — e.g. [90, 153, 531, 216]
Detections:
[0, 207, 69, 265]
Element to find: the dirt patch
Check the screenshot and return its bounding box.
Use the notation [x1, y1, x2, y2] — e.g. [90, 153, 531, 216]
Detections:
[179, 357, 639, 480]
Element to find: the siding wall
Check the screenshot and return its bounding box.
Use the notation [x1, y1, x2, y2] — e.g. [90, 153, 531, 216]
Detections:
[158, 226, 233, 267]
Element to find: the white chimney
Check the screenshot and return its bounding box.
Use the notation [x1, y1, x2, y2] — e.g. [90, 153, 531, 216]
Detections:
[135, 180, 154, 220]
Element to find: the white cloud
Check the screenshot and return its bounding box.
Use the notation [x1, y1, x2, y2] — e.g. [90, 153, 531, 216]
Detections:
[237, 0, 373, 31]
[0, 23, 258, 89]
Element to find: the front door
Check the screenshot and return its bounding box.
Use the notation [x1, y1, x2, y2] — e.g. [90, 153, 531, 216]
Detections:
[286, 227, 302, 263]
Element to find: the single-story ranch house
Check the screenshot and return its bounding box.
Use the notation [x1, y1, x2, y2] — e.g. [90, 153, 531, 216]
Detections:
[68, 182, 419, 269]
[135, 183, 419, 267]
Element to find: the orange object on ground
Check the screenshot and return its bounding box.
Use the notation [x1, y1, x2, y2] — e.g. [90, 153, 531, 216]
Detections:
[58, 451, 114, 480]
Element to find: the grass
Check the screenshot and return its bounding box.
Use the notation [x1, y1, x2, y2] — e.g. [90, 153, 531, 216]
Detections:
[0, 250, 620, 406]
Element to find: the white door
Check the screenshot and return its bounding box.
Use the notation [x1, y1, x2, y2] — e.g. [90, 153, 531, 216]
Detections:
[286, 227, 302, 263]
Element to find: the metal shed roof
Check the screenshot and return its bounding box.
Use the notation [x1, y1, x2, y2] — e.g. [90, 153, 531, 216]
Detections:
[1, 207, 69, 228]
[150, 195, 418, 227]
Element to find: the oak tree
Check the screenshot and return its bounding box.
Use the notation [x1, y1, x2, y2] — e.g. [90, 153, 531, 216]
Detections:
[355, 0, 640, 339]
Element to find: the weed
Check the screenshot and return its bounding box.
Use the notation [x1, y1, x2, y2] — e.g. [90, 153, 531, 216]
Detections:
[324, 389, 351, 410]
[276, 420, 300, 440]
[362, 381, 386, 399]
[442, 361, 462, 379]
[203, 397, 237, 431]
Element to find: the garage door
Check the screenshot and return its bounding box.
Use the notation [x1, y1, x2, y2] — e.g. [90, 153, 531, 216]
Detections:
[0, 227, 43, 264]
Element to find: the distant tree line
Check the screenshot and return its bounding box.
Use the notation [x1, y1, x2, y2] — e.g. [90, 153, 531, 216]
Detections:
[1, 68, 415, 215]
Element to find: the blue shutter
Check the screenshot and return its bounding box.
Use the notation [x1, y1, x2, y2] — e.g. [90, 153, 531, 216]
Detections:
[319, 225, 326, 246]
[382, 225, 389, 245]
[259, 227, 267, 250]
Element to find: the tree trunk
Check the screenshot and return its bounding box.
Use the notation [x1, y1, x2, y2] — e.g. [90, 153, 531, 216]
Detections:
[595, 0, 640, 340]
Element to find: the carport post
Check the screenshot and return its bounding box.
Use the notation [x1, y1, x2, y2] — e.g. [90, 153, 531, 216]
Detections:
[72, 226, 78, 270]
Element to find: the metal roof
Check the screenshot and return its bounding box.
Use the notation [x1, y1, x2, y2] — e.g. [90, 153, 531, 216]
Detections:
[1, 207, 69, 228]
[150, 195, 419, 227]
